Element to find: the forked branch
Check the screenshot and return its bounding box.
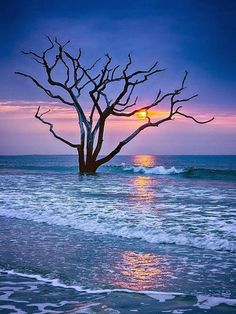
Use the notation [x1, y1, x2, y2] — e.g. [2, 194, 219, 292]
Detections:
[35, 106, 80, 148]
[15, 72, 74, 106]
[96, 72, 214, 167]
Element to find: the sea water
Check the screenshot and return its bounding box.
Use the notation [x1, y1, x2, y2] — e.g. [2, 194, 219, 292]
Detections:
[0, 155, 235, 313]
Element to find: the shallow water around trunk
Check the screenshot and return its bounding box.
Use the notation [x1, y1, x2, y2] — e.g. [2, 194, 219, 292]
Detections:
[0, 155, 235, 313]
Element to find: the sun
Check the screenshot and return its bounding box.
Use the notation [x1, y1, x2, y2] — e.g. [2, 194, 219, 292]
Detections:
[136, 110, 147, 120]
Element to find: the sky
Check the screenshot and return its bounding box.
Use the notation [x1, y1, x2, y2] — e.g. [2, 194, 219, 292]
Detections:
[0, 0, 235, 155]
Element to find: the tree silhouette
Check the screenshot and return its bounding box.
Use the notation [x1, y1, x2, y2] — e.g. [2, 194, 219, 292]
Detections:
[16, 37, 214, 173]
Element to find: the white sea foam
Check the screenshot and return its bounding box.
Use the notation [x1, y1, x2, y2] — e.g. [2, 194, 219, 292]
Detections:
[1, 269, 236, 310]
[0, 208, 235, 252]
[145, 292, 176, 302]
[0, 172, 235, 253]
[0, 305, 26, 314]
[123, 165, 185, 175]
[0, 268, 182, 297]
[195, 295, 236, 309]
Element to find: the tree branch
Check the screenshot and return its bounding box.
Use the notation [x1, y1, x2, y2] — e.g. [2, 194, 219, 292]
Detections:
[96, 70, 214, 166]
[35, 106, 80, 148]
[15, 72, 74, 106]
[174, 109, 215, 124]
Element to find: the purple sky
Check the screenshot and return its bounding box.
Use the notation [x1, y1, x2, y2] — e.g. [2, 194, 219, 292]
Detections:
[0, 0, 235, 155]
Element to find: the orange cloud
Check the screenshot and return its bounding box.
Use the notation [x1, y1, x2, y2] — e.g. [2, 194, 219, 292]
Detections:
[1, 99, 235, 135]
[1, 99, 235, 155]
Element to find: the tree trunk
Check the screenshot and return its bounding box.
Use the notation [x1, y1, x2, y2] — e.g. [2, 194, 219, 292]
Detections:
[78, 152, 97, 174]
[79, 162, 98, 174]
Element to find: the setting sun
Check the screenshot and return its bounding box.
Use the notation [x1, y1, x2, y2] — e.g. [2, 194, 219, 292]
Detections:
[136, 110, 147, 120]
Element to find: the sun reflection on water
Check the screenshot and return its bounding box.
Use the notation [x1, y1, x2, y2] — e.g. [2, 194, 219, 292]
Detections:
[112, 251, 172, 290]
[132, 155, 156, 167]
[132, 176, 155, 202]
[130, 156, 159, 204]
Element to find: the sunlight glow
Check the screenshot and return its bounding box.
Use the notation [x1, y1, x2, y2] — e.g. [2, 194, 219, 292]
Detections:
[136, 110, 147, 120]
[133, 155, 156, 167]
[133, 176, 155, 202]
[112, 251, 172, 290]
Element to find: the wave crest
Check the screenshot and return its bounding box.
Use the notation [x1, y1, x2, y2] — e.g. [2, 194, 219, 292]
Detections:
[122, 165, 185, 175]
[106, 164, 236, 180]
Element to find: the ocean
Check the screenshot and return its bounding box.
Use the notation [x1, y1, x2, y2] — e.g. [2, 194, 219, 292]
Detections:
[0, 155, 235, 313]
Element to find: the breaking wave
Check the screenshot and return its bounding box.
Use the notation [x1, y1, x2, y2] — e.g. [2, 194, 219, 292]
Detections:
[1, 210, 235, 252]
[105, 165, 236, 180]
[1, 159, 236, 180]
[122, 165, 184, 175]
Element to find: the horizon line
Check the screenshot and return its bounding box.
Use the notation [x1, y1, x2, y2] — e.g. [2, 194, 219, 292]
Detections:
[0, 154, 235, 157]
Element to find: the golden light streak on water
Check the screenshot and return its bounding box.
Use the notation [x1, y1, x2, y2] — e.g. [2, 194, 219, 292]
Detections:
[112, 251, 172, 290]
[132, 176, 155, 202]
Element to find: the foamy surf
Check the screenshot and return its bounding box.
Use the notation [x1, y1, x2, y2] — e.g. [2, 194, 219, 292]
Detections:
[0, 209, 235, 252]
[1, 157, 236, 181]
[0, 156, 236, 313]
[107, 164, 236, 180]
[0, 268, 184, 296]
[1, 268, 236, 311]
[122, 165, 185, 175]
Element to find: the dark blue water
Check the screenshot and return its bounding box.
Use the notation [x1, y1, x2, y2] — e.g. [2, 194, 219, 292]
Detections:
[0, 155, 235, 313]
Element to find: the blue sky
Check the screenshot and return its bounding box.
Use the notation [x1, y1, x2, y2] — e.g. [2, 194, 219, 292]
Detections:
[0, 0, 235, 154]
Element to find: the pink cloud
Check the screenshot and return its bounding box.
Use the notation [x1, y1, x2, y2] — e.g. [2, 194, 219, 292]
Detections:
[0, 99, 235, 154]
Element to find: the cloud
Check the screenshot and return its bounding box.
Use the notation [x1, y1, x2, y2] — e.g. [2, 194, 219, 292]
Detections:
[0, 98, 235, 155]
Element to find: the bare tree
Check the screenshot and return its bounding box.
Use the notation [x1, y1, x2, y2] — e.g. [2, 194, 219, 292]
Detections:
[16, 37, 214, 173]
